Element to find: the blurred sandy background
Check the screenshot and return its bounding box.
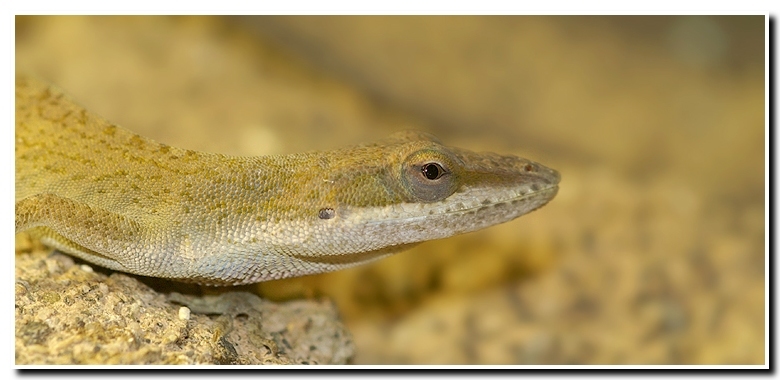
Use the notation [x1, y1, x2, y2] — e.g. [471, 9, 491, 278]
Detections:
[15, 16, 765, 364]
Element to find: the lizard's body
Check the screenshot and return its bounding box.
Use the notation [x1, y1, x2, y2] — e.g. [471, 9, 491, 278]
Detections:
[15, 74, 560, 285]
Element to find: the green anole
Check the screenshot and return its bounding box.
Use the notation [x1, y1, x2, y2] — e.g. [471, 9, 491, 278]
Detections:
[15, 74, 560, 286]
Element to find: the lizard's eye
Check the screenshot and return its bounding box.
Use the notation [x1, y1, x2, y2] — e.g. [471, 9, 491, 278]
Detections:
[421, 162, 446, 180]
[402, 149, 459, 202]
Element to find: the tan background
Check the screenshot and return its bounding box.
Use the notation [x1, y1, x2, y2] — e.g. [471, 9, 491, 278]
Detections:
[15, 16, 765, 364]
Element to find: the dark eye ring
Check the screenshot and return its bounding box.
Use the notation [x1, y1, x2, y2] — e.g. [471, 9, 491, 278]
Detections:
[421, 162, 446, 180]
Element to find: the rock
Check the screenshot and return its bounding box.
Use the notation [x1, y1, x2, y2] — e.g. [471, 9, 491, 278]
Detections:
[15, 246, 354, 365]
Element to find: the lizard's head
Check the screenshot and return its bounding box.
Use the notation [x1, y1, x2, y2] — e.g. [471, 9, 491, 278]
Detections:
[322, 131, 560, 247]
[264, 131, 560, 279]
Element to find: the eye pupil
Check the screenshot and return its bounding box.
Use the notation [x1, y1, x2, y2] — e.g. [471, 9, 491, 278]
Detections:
[421, 163, 444, 180]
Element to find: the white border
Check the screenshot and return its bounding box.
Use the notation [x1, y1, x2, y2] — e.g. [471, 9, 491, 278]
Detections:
[4, 3, 773, 374]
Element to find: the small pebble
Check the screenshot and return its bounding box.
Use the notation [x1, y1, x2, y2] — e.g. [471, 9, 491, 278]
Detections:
[80, 264, 93, 273]
[178, 306, 191, 321]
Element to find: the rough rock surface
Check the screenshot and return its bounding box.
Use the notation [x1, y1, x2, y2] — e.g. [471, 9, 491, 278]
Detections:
[15, 238, 354, 365]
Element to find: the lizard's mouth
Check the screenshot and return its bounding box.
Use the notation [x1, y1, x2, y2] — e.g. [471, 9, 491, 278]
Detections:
[331, 181, 557, 249]
[357, 181, 559, 227]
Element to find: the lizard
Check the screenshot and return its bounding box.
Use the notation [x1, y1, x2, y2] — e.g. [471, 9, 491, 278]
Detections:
[15, 74, 560, 286]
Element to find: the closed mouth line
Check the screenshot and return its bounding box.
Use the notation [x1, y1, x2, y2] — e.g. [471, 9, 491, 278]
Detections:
[364, 184, 558, 225]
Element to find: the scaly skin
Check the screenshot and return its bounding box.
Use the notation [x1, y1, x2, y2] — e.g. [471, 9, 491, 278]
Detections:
[15, 74, 560, 285]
